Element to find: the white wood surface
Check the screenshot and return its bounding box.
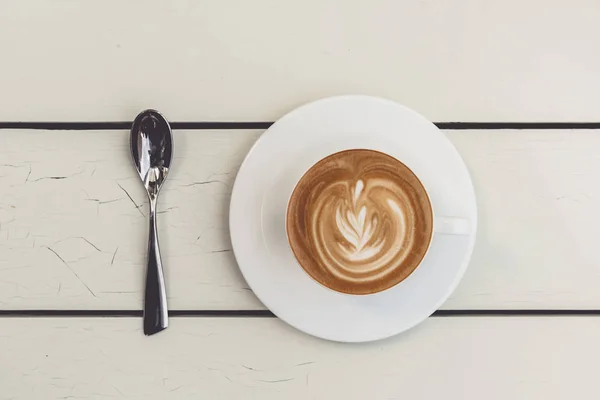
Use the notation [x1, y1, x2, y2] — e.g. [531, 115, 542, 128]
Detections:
[2, 0, 597, 396]
[0, 317, 597, 399]
[1, 129, 599, 310]
[2, 0, 600, 122]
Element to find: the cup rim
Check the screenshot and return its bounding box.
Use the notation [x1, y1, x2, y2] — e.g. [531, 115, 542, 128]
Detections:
[284, 148, 435, 296]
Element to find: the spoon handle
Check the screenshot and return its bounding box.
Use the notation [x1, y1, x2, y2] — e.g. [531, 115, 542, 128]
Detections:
[144, 198, 168, 335]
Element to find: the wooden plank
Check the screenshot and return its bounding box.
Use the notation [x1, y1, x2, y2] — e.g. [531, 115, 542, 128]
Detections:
[0, 130, 263, 310]
[1, 0, 600, 122]
[0, 317, 596, 399]
[1, 129, 600, 310]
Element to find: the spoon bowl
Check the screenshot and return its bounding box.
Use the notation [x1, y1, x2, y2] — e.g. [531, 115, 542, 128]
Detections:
[131, 110, 173, 197]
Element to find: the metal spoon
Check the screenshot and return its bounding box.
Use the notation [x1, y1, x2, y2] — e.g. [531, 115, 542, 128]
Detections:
[130, 109, 173, 335]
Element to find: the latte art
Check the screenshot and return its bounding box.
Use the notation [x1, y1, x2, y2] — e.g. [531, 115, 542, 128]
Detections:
[335, 181, 386, 262]
[287, 149, 433, 295]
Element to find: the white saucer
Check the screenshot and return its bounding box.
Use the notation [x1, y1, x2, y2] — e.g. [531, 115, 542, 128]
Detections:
[230, 95, 477, 342]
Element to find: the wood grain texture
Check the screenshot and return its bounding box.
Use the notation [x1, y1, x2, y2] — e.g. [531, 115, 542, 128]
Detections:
[0, 317, 597, 399]
[1, 129, 599, 310]
[1, 0, 600, 122]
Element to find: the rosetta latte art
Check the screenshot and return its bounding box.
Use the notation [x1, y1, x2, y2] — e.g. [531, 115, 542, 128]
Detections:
[335, 180, 402, 262]
[287, 149, 433, 295]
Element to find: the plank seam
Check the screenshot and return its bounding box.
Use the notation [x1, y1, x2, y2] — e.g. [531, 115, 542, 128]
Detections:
[1, 310, 599, 318]
[1, 122, 600, 130]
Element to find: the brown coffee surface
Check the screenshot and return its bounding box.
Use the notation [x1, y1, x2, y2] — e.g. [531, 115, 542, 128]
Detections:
[286, 149, 433, 295]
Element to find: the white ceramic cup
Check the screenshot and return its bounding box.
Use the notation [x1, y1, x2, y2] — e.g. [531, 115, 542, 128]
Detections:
[282, 149, 472, 295]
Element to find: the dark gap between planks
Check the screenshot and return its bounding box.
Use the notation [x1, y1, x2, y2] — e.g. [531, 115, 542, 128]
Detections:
[1, 122, 600, 130]
[1, 310, 600, 318]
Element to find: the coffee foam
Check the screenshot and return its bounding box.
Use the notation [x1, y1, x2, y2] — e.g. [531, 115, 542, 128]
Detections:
[287, 149, 433, 295]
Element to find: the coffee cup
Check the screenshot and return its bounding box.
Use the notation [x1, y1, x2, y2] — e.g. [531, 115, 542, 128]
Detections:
[286, 149, 470, 295]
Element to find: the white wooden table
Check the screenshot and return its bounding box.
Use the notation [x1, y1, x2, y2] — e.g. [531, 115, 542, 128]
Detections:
[2, 1, 600, 398]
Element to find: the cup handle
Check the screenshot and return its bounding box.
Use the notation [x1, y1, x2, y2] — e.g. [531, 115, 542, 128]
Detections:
[434, 216, 471, 235]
